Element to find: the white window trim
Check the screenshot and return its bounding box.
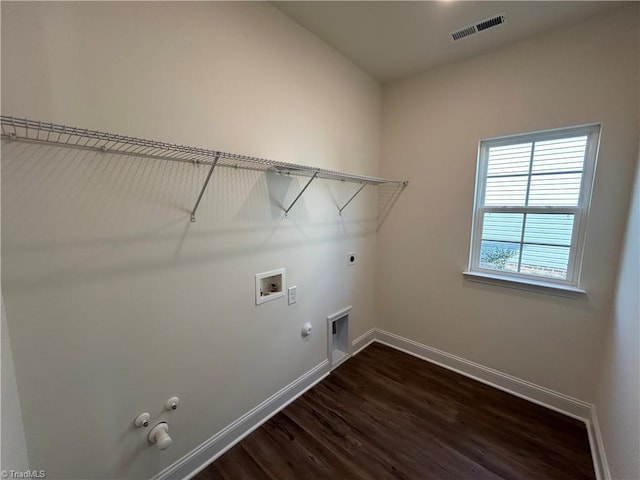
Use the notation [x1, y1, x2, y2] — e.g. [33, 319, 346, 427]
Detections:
[462, 271, 586, 297]
[466, 123, 601, 294]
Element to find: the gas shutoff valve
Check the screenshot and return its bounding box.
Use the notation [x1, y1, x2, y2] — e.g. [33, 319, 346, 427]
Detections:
[149, 422, 172, 450]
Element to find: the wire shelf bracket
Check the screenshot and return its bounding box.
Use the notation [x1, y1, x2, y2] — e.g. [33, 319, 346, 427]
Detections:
[338, 183, 367, 216]
[190, 153, 220, 222]
[1, 115, 409, 221]
[284, 171, 318, 218]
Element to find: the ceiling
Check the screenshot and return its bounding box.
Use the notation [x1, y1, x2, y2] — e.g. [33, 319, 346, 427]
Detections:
[273, 1, 623, 83]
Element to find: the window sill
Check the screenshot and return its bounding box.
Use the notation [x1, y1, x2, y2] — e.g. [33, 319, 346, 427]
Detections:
[462, 271, 586, 297]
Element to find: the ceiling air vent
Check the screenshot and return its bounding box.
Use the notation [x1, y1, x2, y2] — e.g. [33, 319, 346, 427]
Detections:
[450, 12, 507, 42]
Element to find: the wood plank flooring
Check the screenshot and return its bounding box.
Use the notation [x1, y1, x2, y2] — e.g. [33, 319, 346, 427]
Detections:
[196, 343, 595, 480]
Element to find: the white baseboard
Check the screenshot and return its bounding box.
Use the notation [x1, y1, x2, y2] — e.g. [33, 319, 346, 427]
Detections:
[151, 360, 329, 480]
[373, 328, 591, 419]
[151, 328, 610, 480]
[587, 405, 611, 480]
[372, 328, 609, 480]
[352, 328, 375, 356]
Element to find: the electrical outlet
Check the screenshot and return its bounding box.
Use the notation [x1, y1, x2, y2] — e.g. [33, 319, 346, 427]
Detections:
[288, 286, 297, 305]
[348, 252, 356, 266]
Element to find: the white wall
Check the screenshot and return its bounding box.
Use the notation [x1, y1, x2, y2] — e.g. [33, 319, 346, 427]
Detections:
[1, 294, 30, 472]
[3, 2, 638, 479]
[594, 146, 640, 480]
[1, 2, 381, 479]
[377, 5, 639, 402]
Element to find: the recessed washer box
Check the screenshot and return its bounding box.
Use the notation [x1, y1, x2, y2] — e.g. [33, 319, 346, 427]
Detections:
[327, 306, 352, 370]
[255, 268, 286, 305]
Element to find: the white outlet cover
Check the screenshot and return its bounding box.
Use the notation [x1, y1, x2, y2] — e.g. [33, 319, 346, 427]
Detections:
[288, 286, 297, 305]
[348, 252, 356, 266]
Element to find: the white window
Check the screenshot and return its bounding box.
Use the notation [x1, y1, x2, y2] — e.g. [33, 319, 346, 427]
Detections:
[466, 124, 600, 291]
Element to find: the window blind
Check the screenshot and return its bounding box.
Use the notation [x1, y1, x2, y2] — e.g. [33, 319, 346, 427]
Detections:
[469, 124, 600, 287]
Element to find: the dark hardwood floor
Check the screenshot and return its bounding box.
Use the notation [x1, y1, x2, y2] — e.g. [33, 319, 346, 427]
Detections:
[196, 343, 595, 480]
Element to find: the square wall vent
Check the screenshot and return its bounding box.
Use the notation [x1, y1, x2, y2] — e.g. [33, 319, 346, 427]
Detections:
[450, 12, 507, 42]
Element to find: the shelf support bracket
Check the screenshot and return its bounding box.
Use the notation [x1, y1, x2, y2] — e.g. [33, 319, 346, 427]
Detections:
[284, 171, 318, 218]
[338, 183, 367, 216]
[190, 154, 220, 222]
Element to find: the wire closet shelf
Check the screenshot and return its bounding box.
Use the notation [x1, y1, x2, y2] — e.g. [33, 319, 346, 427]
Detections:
[1, 115, 408, 221]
